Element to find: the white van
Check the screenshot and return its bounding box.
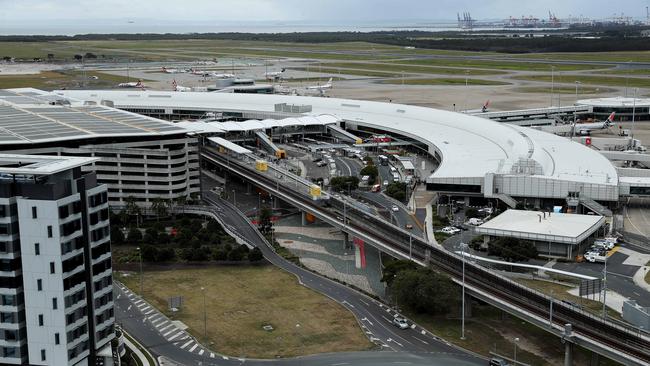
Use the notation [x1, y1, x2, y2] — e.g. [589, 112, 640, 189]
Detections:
[467, 218, 484, 226]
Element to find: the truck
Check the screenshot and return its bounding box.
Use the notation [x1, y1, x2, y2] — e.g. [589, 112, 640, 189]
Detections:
[584, 252, 607, 263]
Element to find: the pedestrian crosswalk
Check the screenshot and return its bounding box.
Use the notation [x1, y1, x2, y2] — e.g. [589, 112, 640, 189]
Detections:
[118, 283, 217, 359]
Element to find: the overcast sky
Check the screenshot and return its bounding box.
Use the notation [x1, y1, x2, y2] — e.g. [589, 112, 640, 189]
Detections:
[1, 0, 647, 23]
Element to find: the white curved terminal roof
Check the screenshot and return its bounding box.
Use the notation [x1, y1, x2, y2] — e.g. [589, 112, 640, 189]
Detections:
[56, 90, 618, 186]
[577, 96, 650, 108]
[176, 114, 339, 134]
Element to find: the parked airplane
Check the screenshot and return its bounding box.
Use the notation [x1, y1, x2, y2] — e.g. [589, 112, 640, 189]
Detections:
[463, 100, 490, 114]
[573, 112, 616, 136]
[265, 68, 286, 80]
[189, 68, 210, 76]
[210, 72, 235, 79]
[161, 67, 184, 74]
[117, 80, 145, 89]
[172, 79, 192, 92]
[306, 78, 333, 95]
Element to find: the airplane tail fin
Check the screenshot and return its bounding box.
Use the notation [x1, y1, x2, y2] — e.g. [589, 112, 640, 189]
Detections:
[607, 112, 616, 123]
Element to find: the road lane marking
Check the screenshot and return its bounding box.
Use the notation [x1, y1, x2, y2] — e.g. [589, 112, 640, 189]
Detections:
[198, 349, 204, 355]
[167, 332, 182, 341]
[160, 324, 173, 332]
[180, 340, 193, 349]
[413, 336, 429, 345]
[189, 343, 198, 352]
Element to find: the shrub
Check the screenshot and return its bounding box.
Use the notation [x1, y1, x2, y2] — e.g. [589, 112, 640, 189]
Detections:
[127, 227, 142, 243]
[248, 247, 264, 262]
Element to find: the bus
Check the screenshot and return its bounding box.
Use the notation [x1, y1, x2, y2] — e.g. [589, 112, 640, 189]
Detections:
[378, 155, 389, 166]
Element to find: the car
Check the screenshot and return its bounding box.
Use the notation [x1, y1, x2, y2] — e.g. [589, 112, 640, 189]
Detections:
[391, 205, 399, 212]
[405, 224, 413, 229]
[489, 358, 510, 366]
[440, 226, 460, 235]
[392, 316, 409, 329]
[312, 157, 322, 163]
[467, 218, 484, 226]
[383, 180, 389, 186]
[316, 161, 327, 167]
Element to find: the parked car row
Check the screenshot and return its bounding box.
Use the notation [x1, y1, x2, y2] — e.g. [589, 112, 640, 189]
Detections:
[584, 237, 618, 263]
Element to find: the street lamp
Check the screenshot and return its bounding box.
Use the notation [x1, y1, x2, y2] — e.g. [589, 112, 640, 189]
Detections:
[136, 247, 143, 297]
[459, 242, 466, 340]
[514, 337, 520, 364]
[258, 192, 262, 223]
[549, 290, 554, 328]
[602, 254, 608, 319]
[631, 88, 638, 140]
[201, 287, 207, 341]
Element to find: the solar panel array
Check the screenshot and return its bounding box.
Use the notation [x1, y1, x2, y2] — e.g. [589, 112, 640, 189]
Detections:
[0, 89, 186, 145]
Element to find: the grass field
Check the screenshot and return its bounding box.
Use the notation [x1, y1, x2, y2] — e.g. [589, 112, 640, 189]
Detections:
[386, 58, 609, 72]
[379, 77, 510, 86]
[510, 51, 650, 63]
[513, 86, 614, 94]
[0, 70, 147, 90]
[645, 261, 650, 285]
[511, 74, 650, 88]
[320, 62, 506, 76]
[599, 69, 650, 76]
[118, 267, 372, 358]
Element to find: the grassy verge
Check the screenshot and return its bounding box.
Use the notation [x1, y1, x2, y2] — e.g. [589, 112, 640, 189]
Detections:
[599, 69, 650, 76]
[510, 51, 650, 63]
[514, 279, 623, 321]
[385, 58, 608, 72]
[511, 74, 650, 88]
[378, 77, 509, 86]
[320, 62, 506, 75]
[645, 261, 650, 285]
[289, 66, 399, 78]
[118, 267, 372, 358]
[405, 305, 621, 365]
[513, 86, 614, 94]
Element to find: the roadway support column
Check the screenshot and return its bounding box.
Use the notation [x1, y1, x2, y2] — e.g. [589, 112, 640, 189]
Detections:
[246, 183, 252, 195]
[301, 211, 308, 226]
[563, 323, 574, 366]
[342, 232, 350, 250]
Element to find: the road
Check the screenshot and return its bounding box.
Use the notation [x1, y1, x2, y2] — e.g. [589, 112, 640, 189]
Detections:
[115, 193, 484, 366]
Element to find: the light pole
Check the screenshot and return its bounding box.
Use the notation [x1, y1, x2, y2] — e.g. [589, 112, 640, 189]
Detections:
[201, 287, 207, 341]
[602, 254, 608, 319]
[258, 192, 262, 223]
[460, 242, 466, 340]
[514, 337, 520, 364]
[463, 70, 469, 112]
[631, 88, 638, 140]
[549, 290, 554, 328]
[409, 232, 412, 260]
[137, 247, 143, 296]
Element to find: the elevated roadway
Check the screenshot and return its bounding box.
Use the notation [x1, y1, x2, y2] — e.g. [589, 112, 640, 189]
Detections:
[202, 146, 650, 366]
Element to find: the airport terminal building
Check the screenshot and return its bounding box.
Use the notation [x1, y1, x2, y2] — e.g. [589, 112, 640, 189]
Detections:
[0, 89, 200, 207]
[54, 89, 650, 215]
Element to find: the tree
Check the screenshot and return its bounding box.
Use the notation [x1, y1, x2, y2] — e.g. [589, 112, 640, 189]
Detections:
[227, 247, 245, 261]
[47, 53, 54, 61]
[124, 196, 140, 218]
[84, 52, 97, 59]
[389, 267, 459, 315]
[141, 245, 158, 262]
[381, 259, 418, 286]
[360, 165, 379, 184]
[488, 237, 538, 262]
[330, 176, 359, 193]
[465, 208, 479, 219]
[248, 247, 264, 262]
[73, 54, 83, 61]
[127, 227, 142, 243]
[150, 197, 168, 221]
[385, 182, 407, 201]
[110, 226, 125, 245]
[157, 247, 176, 262]
[363, 156, 374, 165]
